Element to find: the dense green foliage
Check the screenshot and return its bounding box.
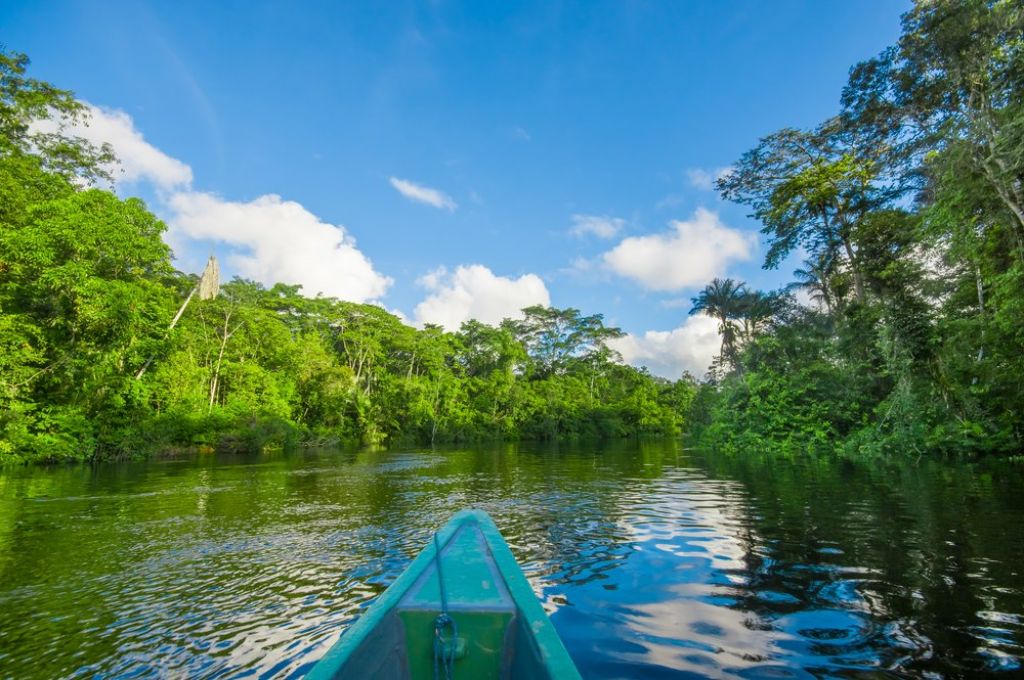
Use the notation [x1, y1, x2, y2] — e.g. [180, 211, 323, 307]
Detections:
[0, 52, 694, 464]
[691, 0, 1024, 457]
[5, 0, 1021, 463]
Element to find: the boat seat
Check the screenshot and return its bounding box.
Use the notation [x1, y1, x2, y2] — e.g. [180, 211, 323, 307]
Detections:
[394, 520, 519, 678]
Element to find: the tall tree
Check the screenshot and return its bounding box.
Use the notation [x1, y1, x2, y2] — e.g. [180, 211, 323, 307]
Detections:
[842, 0, 1024, 244]
[509, 306, 624, 379]
[689, 278, 747, 369]
[717, 122, 879, 302]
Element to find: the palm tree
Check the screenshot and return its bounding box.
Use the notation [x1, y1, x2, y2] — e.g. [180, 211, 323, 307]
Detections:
[793, 253, 837, 313]
[690, 278, 747, 369]
[736, 289, 779, 342]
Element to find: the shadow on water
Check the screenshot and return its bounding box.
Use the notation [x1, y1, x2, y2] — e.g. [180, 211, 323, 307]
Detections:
[0, 441, 1022, 677]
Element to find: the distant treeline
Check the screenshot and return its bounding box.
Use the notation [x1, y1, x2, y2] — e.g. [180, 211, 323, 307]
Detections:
[0, 51, 695, 464]
[685, 0, 1024, 456]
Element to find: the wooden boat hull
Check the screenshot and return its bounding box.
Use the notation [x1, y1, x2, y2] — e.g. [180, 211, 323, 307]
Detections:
[307, 510, 580, 679]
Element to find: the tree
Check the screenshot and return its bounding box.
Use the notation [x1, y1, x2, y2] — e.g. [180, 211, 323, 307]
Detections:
[718, 123, 880, 302]
[689, 278, 747, 370]
[693, 1, 1024, 456]
[0, 49, 114, 183]
[792, 252, 843, 314]
[0, 168, 176, 459]
[509, 306, 624, 379]
[842, 0, 1024, 246]
[455, 320, 525, 378]
[735, 289, 784, 343]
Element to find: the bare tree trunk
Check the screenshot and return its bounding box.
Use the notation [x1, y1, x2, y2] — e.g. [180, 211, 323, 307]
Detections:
[136, 258, 219, 380]
[169, 287, 198, 331]
[987, 172, 1024, 256]
[430, 381, 442, 445]
[208, 312, 241, 412]
[208, 324, 228, 411]
[976, 97, 1024, 257]
[406, 348, 417, 381]
[840, 235, 867, 303]
[134, 286, 196, 380]
[975, 262, 986, 364]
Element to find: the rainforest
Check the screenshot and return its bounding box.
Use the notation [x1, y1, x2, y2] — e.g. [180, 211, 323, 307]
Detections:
[2, 0, 1024, 466]
[0, 49, 695, 463]
[3, 2, 1024, 678]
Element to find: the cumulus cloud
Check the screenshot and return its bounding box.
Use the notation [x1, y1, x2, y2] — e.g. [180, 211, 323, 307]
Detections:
[414, 265, 550, 330]
[686, 166, 733, 191]
[389, 177, 457, 211]
[570, 214, 625, 239]
[33, 102, 392, 303]
[167, 192, 392, 302]
[609, 315, 720, 379]
[601, 208, 755, 291]
[32, 103, 193, 190]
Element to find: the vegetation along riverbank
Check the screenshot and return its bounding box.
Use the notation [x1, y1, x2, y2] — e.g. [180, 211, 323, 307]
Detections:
[688, 0, 1024, 458]
[0, 51, 694, 464]
[3, 0, 1023, 464]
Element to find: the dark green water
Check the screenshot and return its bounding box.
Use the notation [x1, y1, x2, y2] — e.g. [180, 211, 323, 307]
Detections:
[0, 442, 1022, 678]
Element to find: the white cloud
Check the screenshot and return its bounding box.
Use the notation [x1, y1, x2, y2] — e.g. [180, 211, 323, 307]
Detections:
[791, 285, 817, 309]
[389, 177, 457, 211]
[414, 265, 550, 330]
[512, 125, 531, 141]
[386, 306, 411, 325]
[167, 192, 392, 303]
[686, 166, 733, 191]
[609, 315, 720, 379]
[570, 214, 625, 239]
[566, 256, 597, 275]
[33, 103, 392, 303]
[686, 168, 714, 191]
[32, 103, 193, 191]
[601, 208, 755, 291]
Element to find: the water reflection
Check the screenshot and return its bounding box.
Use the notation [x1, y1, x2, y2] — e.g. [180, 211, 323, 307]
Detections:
[0, 442, 1022, 678]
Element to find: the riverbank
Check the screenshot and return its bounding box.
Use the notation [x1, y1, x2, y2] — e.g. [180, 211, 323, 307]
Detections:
[0, 407, 692, 466]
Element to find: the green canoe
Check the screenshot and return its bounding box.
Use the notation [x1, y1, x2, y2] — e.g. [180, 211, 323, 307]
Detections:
[307, 509, 581, 679]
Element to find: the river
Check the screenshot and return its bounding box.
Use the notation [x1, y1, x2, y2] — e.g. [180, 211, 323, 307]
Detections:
[0, 442, 1022, 678]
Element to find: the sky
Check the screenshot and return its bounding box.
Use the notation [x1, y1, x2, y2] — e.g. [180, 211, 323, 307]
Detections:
[5, 0, 909, 378]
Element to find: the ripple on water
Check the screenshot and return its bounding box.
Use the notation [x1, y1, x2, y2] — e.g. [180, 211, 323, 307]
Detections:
[1, 444, 1023, 678]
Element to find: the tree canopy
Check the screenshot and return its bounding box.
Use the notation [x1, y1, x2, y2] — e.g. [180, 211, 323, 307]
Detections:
[692, 0, 1024, 457]
[0, 54, 696, 464]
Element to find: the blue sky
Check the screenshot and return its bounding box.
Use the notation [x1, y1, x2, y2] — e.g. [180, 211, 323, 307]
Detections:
[6, 0, 908, 377]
